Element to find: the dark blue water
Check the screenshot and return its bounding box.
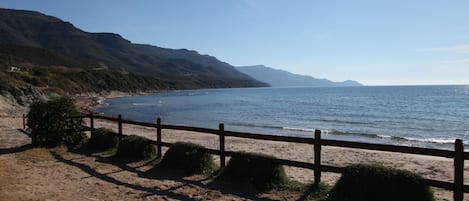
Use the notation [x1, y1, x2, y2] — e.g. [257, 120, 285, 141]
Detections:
[98, 86, 469, 150]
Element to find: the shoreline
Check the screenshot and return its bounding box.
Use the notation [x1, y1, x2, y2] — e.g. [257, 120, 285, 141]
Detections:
[84, 87, 469, 153]
[1, 91, 468, 200]
[73, 90, 161, 113]
[83, 93, 463, 150]
[75, 92, 468, 200]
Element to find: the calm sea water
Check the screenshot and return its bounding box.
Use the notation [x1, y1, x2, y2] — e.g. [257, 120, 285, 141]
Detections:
[97, 86, 469, 150]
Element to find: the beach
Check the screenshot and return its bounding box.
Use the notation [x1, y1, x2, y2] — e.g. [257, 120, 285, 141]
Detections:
[0, 95, 467, 200]
[74, 91, 157, 113]
[93, 118, 469, 201]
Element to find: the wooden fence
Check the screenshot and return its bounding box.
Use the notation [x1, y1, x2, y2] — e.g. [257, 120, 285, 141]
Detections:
[26, 113, 468, 201]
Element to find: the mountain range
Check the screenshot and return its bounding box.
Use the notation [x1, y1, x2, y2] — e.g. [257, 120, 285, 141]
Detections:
[0, 8, 266, 89]
[237, 65, 362, 87]
[0, 8, 362, 104]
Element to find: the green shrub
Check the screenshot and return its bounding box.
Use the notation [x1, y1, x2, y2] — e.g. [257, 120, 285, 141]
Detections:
[116, 135, 156, 161]
[87, 128, 119, 151]
[27, 97, 86, 147]
[327, 164, 435, 201]
[218, 152, 288, 191]
[160, 142, 217, 175]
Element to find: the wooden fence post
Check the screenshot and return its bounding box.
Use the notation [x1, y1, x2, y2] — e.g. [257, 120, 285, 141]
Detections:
[31, 129, 37, 147]
[219, 123, 226, 168]
[89, 112, 94, 131]
[28, 114, 38, 147]
[157, 117, 162, 159]
[314, 129, 322, 188]
[22, 114, 26, 129]
[454, 139, 464, 201]
[118, 114, 123, 143]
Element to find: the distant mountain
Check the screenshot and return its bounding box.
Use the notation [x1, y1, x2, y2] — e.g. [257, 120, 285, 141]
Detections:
[0, 8, 267, 89]
[237, 65, 363, 87]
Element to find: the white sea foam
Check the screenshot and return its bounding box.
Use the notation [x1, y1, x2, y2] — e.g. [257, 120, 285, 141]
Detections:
[283, 127, 316, 132]
[377, 134, 392, 139]
[403, 137, 457, 145]
[131, 101, 164, 106]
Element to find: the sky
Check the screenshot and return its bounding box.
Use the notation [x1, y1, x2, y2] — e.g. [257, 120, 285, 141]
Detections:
[1, 0, 469, 86]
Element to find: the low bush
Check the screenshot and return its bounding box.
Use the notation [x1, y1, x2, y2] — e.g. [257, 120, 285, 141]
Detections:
[27, 97, 86, 147]
[327, 164, 435, 201]
[87, 128, 119, 151]
[218, 152, 288, 191]
[160, 142, 217, 175]
[116, 135, 156, 161]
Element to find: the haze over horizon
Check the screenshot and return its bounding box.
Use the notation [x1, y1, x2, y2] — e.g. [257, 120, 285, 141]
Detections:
[2, 0, 469, 86]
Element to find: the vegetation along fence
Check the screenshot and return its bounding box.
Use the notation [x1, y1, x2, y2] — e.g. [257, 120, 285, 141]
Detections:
[25, 113, 468, 201]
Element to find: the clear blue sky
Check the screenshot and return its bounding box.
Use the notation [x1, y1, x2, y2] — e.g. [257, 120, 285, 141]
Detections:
[2, 0, 469, 85]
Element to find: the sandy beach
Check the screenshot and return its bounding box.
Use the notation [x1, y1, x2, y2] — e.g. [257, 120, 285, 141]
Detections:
[0, 95, 468, 200]
[92, 118, 469, 201]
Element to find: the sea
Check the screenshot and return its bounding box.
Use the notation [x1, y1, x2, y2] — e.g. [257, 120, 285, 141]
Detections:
[97, 85, 469, 150]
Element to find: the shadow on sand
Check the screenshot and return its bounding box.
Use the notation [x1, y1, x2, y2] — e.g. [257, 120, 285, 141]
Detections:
[50, 151, 198, 200]
[55, 148, 298, 201]
[0, 143, 32, 155]
[140, 165, 276, 201]
[1, 128, 315, 200]
[0, 143, 315, 201]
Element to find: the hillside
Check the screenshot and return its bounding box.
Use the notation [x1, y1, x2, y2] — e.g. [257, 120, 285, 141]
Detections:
[0, 8, 267, 91]
[237, 65, 362, 87]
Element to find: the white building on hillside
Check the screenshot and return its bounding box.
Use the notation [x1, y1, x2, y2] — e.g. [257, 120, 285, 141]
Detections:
[7, 66, 21, 72]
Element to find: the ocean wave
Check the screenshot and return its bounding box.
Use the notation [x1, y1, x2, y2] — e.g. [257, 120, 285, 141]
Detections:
[319, 118, 376, 126]
[283, 127, 317, 132]
[97, 97, 105, 104]
[230, 122, 467, 146]
[232, 123, 321, 133]
[324, 130, 394, 140]
[324, 130, 468, 146]
[132, 103, 148, 106]
[131, 101, 164, 106]
[403, 137, 463, 145]
[229, 122, 285, 130]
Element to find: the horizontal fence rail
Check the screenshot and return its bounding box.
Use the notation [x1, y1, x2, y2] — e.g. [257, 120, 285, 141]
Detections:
[321, 139, 455, 158]
[54, 113, 468, 201]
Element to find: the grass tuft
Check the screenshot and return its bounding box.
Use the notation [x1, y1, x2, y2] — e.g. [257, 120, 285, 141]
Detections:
[14, 148, 54, 163]
[307, 183, 331, 201]
[327, 164, 435, 201]
[87, 128, 119, 152]
[160, 142, 217, 175]
[116, 135, 156, 161]
[217, 152, 288, 191]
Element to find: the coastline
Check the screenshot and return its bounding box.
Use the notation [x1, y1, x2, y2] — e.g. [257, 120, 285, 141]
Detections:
[0, 91, 467, 200]
[73, 90, 160, 113]
[81, 92, 468, 200]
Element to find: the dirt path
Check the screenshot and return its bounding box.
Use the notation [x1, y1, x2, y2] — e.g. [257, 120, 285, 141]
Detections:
[0, 127, 310, 201]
